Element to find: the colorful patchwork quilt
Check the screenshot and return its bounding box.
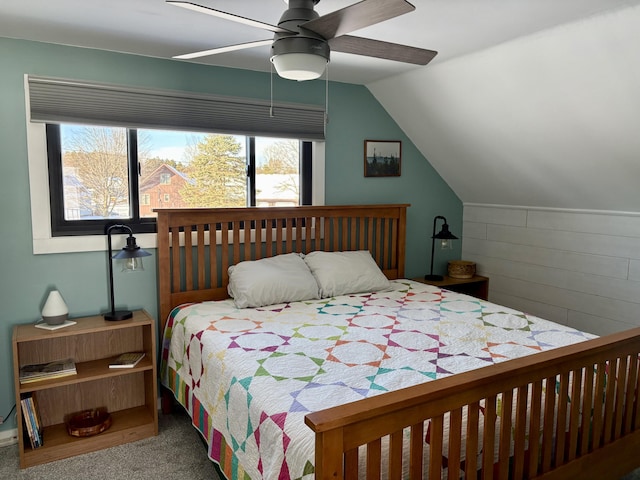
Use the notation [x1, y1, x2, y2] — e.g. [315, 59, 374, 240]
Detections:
[160, 279, 595, 479]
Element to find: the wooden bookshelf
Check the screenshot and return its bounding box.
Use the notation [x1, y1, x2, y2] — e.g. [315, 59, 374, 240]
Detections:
[12, 310, 158, 468]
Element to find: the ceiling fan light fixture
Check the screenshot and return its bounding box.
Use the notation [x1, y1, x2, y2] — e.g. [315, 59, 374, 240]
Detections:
[271, 35, 329, 81]
[272, 53, 327, 81]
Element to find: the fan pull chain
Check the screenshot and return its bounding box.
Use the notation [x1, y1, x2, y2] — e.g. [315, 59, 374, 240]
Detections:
[324, 64, 329, 128]
[270, 62, 274, 118]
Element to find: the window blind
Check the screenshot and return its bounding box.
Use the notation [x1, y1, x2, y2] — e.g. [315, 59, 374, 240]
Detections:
[27, 75, 326, 140]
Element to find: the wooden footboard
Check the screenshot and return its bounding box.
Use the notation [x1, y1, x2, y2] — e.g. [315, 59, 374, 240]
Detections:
[305, 327, 640, 479]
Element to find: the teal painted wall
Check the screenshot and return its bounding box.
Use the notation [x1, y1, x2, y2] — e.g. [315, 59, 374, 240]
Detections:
[0, 37, 461, 432]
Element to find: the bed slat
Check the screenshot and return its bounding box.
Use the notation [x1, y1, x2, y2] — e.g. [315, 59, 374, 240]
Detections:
[345, 448, 358, 478]
[498, 389, 513, 478]
[428, 415, 443, 479]
[171, 226, 180, 293]
[626, 355, 639, 433]
[483, 395, 497, 479]
[554, 372, 569, 465]
[448, 408, 462, 480]
[580, 365, 595, 456]
[409, 421, 423, 478]
[513, 385, 528, 478]
[197, 225, 206, 289]
[568, 368, 583, 462]
[465, 402, 479, 478]
[244, 220, 251, 261]
[184, 225, 193, 291]
[366, 438, 381, 479]
[541, 376, 556, 472]
[221, 222, 230, 286]
[528, 380, 543, 478]
[614, 356, 629, 439]
[388, 430, 402, 480]
[603, 358, 618, 444]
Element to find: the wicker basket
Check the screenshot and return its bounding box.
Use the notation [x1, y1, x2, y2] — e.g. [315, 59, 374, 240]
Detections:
[448, 260, 476, 279]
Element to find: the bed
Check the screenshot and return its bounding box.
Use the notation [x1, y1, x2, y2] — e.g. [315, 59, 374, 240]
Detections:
[157, 204, 640, 479]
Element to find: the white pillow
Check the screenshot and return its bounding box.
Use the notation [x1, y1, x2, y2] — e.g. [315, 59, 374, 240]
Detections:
[227, 253, 319, 308]
[303, 250, 390, 298]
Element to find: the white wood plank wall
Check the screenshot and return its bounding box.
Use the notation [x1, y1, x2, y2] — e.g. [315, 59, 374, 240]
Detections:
[462, 204, 640, 336]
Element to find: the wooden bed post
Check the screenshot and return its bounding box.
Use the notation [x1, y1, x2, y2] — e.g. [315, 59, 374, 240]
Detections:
[314, 429, 345, 480]
[156, 209, 171, 330]
[397, 205, 406, 279]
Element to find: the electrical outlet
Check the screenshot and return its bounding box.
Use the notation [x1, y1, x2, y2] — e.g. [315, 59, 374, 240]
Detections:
[0, 430, 18, 447]
[0, 415, 4, 424]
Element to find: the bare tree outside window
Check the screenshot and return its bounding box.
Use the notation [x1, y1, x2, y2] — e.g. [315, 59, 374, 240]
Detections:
[61, 126, 129, 219]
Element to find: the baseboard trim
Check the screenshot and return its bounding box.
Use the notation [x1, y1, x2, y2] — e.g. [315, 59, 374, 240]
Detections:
[0, 428, 18, 447]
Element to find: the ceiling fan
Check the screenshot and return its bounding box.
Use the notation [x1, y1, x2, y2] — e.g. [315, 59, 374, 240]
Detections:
[167, 0, 437, 81]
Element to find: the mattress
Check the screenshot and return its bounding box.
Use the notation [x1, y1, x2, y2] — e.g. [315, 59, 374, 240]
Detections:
[160, 279, 595, 479]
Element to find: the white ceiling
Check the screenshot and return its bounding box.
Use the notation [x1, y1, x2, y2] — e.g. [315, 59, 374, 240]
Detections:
[1, 0, 638, 85]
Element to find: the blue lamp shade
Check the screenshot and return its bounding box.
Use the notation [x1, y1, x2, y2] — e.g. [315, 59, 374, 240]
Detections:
[105, 224, 151, 321]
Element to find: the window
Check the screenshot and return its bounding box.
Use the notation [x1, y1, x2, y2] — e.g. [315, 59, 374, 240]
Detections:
[46, 124, 313, 236]
[27, 76, 325, 252]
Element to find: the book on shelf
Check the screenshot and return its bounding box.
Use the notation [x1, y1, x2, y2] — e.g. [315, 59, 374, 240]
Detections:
[19, 358, 77, 384]
[20, 398, 35, 449]
[109, 352, 145, 369]
[21, 394, 43, 449]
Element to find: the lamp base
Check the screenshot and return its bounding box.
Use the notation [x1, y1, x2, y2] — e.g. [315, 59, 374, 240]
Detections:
[104, 310, 133, 321]
[424, 274, 444, 282]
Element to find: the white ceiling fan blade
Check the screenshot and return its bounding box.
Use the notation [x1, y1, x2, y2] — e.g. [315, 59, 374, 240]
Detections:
[174, 39, 273, 60]
[167, 1, 292, 34]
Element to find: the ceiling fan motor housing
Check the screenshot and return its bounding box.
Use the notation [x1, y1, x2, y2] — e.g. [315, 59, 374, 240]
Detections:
[272, 0, 330, 64]
[271, 36, 329, 62]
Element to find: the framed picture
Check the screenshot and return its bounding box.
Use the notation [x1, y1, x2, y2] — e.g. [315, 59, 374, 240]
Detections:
[364, 140, 401, 177]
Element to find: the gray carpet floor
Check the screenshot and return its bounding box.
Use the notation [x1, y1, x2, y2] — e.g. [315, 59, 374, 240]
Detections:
[0, 409, 221, 480]
[2, 409, 640, 479]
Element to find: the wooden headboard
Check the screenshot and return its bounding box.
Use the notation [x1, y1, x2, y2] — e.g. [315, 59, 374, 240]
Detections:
[155, 204, 409, 331]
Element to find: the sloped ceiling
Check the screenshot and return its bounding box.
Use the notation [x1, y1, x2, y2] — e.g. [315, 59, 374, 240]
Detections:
[369, 4, 640, 212]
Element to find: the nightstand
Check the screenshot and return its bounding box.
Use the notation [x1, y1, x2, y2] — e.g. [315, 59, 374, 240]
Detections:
[12, 310, 158, 468]
[412, 275, 489, 300]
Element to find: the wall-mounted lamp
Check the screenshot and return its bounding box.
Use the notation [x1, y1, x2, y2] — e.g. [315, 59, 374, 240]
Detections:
[105, 224, 151, 321]
[424, 215, 458, 282]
